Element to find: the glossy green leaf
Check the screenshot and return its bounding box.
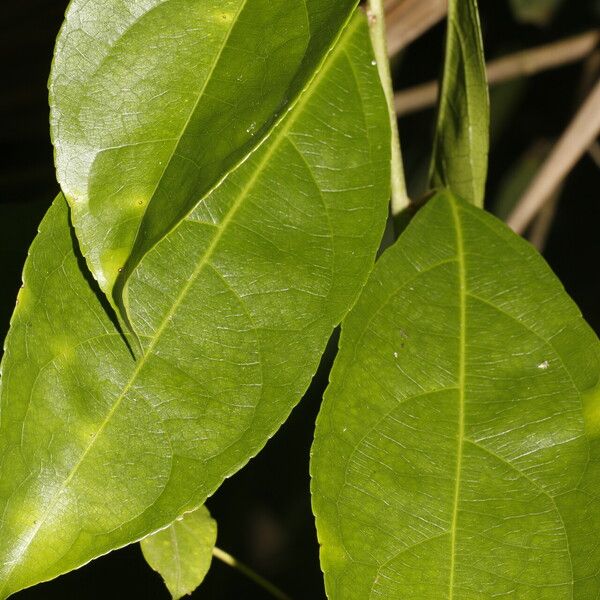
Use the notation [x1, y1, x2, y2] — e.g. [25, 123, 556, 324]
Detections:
[141, 507, 217, 600]
[0, 12, 390, 597]
[429, 0, 489, 207]
[49, 0, 358, 324]
[312, 191, 600, 599]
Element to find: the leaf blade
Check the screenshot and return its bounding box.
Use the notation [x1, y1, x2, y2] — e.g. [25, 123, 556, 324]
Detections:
[311, 191, 600, 599]
[0, 12, 390, 597]
[141, 507, 217, 600]
[49, 0, 358, 323]
[429, 0, 490, 207]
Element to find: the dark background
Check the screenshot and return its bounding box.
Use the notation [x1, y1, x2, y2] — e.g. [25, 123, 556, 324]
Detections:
[1, 1, 598, 598]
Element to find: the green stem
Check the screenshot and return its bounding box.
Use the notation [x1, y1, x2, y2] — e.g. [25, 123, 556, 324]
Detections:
[366, 0, 410, 215]
[212, 546, 293, 600]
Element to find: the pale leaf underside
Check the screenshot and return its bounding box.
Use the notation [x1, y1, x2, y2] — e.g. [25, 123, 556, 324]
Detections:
[141, 506, 217, 600]
[429, 0, 490, 207]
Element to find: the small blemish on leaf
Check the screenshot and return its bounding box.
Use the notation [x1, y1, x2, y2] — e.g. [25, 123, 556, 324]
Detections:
[537, 360, 549, 370]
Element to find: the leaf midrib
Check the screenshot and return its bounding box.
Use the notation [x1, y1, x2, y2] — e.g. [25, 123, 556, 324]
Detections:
[448, 198, 466, 600]
[445, 200, 574, 597]
[0, 13, 361, 588]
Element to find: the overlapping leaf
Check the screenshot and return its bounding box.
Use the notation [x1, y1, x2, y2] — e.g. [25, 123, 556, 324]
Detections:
[141, 507, 217, 599]
[429, 0, 489, 207]
[311, 191, 600, 599]
[0, 12, 390, 597]
[49, 0, 358, 323]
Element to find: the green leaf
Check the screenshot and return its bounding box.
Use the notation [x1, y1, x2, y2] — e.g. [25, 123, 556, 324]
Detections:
[429, 0, 490, 207]
[0, 199, 48, 339]
[312, 191, 600, 599]
[0, 12, 390, 597]
[141, 507, 217, 600]
[509, 0, 565, 26]
[49, 0, 358, 325]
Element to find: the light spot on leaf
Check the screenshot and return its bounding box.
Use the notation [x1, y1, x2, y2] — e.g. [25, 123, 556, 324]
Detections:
[583, 382, 600, 438]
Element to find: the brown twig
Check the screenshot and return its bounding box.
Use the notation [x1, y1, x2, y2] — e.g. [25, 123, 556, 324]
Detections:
[385, 0, 447, 57]
[507, 77, 600, 233]
[526, 46, 600, 248]
[528, 192, 561, 250]
[394, 31, 600, 115]
[589, 140, 600, 168]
